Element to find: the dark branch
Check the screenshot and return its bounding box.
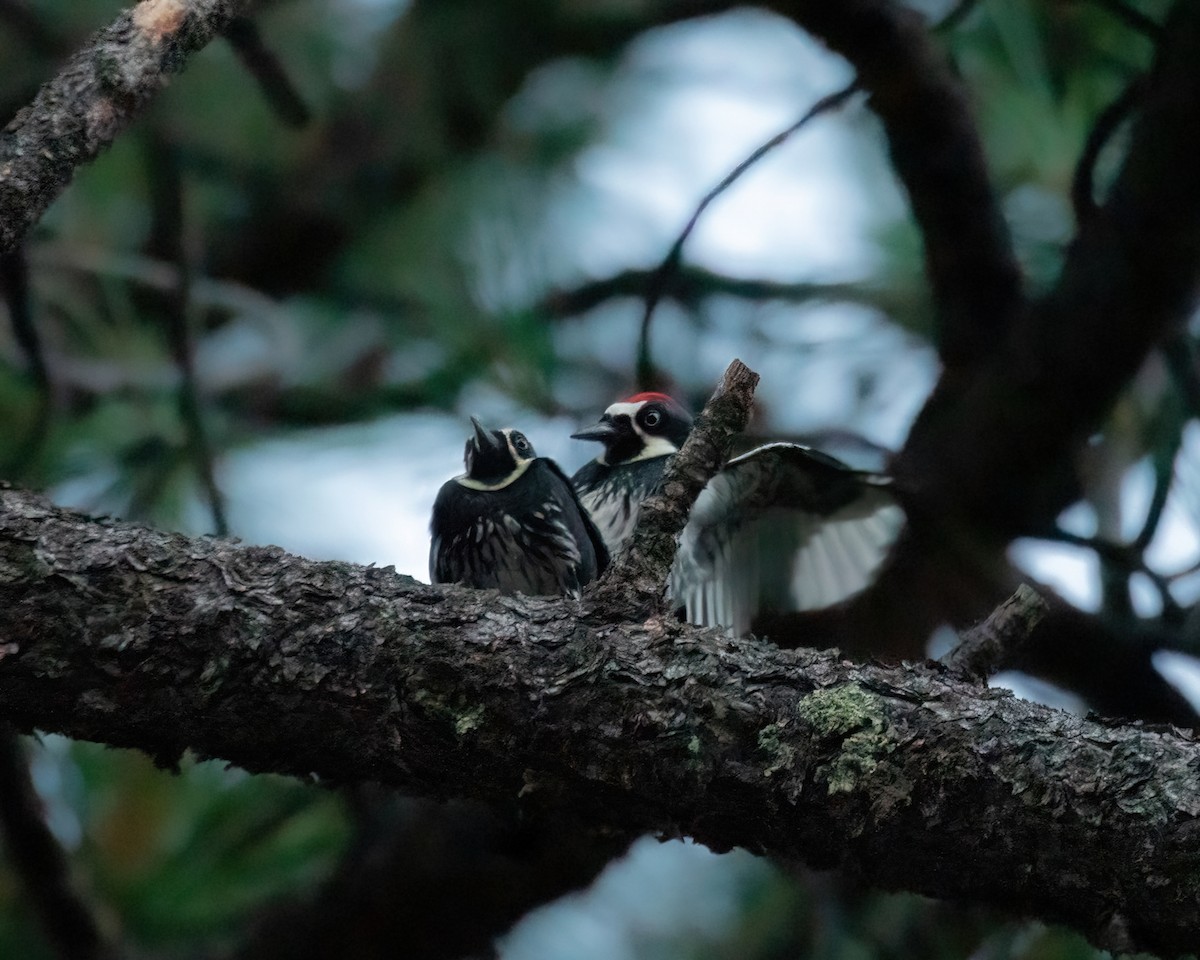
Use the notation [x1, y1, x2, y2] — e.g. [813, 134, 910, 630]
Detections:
[538, 267, 883, 320]
[144, 136, 229, 535]
[0, 0, 68, 58]
[1085, 0, 1165, 41]
[635, 85, 859, 388]
[0, 248, 52, 474]
[591, 359, 759, 611]
[896, 0, 1200, 533]
[1071, 75, 1145, 226]
[782, 0, 1024, 369]
[0, 485, 1199, 955]
[0, 0, 253, 253]
[942, 585, 1048, 681]
[223, 17, 311, 129]
[227, 795, 623, 960]
[0, 728, 115, 960]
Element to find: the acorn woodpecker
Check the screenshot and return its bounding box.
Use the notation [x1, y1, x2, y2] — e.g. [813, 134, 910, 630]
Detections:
[431, 418, 608, 596]
[571, 393, 904, 633]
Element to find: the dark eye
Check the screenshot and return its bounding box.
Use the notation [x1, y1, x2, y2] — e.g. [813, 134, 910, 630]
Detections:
[512, 433, 530, 452]
[643, 410, 662, 428]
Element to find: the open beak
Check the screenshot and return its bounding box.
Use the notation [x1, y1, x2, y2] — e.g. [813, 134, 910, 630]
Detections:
[571, 416, 620, 443]
[470, 416, 500, 451]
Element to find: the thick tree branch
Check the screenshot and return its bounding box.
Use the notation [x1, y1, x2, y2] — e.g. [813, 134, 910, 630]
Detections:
[0, 487, 1198, 956]
[896, 0, 1200, 531]
[776, 0, 1024, 366]
[0, 0, 252, 254]
[591, 359, 759, 611]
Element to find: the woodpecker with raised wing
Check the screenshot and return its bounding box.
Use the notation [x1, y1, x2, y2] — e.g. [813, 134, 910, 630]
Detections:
[570, 393, 904, 633]
[431, 418, 608, 596]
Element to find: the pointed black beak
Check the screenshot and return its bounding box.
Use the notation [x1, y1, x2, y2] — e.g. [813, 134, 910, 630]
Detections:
[571, 416, 619, 443]
[470, 416, 500, 451]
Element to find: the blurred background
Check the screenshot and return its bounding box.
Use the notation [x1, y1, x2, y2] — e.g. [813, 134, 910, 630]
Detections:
[0, 0, 1194, 956]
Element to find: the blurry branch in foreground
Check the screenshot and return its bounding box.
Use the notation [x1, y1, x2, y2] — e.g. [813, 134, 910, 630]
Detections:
[223, 16, 312, 129]
[0, 0, 254, 254]
[0, 486, 1199, 956]
[0, 729, 116, 960]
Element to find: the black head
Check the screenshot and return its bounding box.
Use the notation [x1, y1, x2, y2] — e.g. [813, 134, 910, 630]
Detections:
[462, 417, 537, 487]
[571, 393, 692, 465]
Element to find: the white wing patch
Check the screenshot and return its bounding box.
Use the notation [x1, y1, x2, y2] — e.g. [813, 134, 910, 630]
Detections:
[669, 444, 905, 635]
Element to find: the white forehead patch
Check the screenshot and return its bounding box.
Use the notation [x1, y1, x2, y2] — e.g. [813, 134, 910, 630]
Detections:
[604, 401, 645, 420]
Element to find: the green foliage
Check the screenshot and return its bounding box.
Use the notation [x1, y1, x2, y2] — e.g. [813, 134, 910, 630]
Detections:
[2, 738, 351, 955]
[0, 0, 1190, 956]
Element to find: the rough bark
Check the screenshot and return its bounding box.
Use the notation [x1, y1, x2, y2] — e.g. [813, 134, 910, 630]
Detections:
[0, 0, 249, 254]
[943, 584, 1048, 681]
[0, 486, 1198, 957]
[593, 358, 759, 611]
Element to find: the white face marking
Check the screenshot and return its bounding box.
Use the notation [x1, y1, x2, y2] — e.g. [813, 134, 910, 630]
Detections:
[596, 401, 679, 465]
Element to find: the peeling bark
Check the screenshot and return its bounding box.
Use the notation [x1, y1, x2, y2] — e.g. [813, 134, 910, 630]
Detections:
[0, 486, 1197, 956]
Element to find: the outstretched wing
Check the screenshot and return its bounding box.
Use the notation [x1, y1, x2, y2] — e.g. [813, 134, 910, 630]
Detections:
[669, 443, 904, 634]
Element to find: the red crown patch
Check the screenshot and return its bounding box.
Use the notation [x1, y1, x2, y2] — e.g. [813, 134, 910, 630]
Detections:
[621, 392, 676, 406]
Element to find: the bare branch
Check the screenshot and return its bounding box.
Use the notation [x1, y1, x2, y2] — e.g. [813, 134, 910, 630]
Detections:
[223, 16, 311, 129]
[0, 485, 1198, 955]
[538, 267, 884, 320]
[0, 0, 253, 254]
[942, 584, 1048, 681]
[144, 135, 229, 535]
[591, 359, 760, 611]
[1072, 75, 1145, 226]
[635, 85, 858, 388]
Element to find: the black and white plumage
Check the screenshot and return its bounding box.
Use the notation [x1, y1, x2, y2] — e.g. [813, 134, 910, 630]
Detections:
[430, 418, 608, 596]
[571, 394, 905, 633]
[570, 393, 692, 555]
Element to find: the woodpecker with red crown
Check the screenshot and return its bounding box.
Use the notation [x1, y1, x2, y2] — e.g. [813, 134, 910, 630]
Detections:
[431, 418, 607, 596]
[571, 393, 904, 633]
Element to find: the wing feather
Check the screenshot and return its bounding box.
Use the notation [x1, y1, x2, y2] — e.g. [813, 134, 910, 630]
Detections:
[670, 443, 905, 633]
